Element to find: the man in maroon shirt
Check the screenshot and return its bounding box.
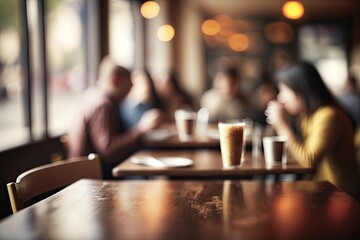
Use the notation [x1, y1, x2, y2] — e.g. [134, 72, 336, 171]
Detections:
[68, 56, 162, 178]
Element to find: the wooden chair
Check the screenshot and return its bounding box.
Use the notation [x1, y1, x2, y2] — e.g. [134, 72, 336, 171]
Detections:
[7, 154, 102, 213]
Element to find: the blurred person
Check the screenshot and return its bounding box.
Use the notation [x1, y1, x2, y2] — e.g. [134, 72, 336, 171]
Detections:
[269, 49, 291, 73]
[249, 71, 277, 126]
[265, 62, 360, 199]
[338, 74, 360, 126]
[156, 71, 194, 121]
[119, 69, 163, 131]
[200, 67, 249, 123]
[68, 56, 162, 178]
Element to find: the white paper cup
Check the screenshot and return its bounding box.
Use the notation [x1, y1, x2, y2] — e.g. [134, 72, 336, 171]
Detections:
[218, 121, 245, 168]
[262, 136, 287, 166]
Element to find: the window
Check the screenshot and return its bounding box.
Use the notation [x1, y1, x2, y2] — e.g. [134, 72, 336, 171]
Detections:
[0, 0, 89, 150]
[299, 23, 349, 94]
[0, 0, 26, 149]
[109, 0, 135, 69]
[45, 0, 87, 136]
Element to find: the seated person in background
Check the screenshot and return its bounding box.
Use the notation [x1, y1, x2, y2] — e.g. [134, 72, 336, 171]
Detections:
[338, 74, 360, 127]
[68, 56, 163, 178]
[265, 62, 360, 199]
[119, 69, 163, 131]
[200, 67, 249, 123]
[156, 71, 194, 121]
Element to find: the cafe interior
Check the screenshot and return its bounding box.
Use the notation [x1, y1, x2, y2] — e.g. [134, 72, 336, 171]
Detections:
[1, 0, 360, 239]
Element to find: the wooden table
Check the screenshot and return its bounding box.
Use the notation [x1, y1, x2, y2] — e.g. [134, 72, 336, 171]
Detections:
[142, 124, 221, 149]
[112, 149, 314, 178]
[1, 179, 359, 240]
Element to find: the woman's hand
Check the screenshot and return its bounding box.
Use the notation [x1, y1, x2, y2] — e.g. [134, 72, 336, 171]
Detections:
[265, 100, 289, 130]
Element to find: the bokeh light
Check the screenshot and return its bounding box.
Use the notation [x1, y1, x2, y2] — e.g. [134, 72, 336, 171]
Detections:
[214, 14, 234, 42]
[282, 1, 304, 20]
[201, 19, 220, 36]
[141, 1, 160, 19]
[227, 33, 249, 52]
[265, 21, 294, 43]
[157, 25, 175, 42]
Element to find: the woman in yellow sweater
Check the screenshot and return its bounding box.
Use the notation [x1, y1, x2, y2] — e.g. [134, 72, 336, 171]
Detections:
[265, 62, 360, 200]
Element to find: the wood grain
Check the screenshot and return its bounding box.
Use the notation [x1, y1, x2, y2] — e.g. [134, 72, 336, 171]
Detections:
[0, 179, 359, 240]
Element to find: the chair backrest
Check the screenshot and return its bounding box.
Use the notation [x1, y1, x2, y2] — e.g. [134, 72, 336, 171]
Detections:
[7, 154, 102, 213]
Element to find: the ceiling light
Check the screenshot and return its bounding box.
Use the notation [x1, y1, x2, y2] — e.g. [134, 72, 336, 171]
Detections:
[201, 19, 220, 36]
[157, 25, 175, 42]
[282, 1, 304, 20]
[228, 33, 249, 52]
[141, 1, 160, 19]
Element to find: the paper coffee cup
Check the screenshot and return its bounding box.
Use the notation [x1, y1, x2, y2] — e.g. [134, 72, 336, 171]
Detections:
[262, 136, 287, 166]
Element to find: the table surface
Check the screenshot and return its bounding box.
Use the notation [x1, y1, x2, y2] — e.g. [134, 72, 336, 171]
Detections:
[112, 149, 314, 178]
[142, 124, 221, 149]
[1, 179, 359, 240]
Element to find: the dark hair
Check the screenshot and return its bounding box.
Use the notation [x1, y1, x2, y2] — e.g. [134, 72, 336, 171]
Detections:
[218, 67, 238, 81]
[135, 69, 162, 109]
[276, 62, 339, 116]
[166, 71, 193, 107]
[167, 71, 184, 94]
[145, 70, 163, 109]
